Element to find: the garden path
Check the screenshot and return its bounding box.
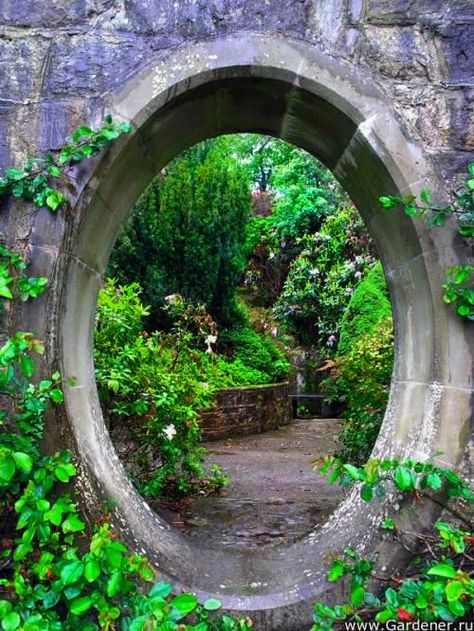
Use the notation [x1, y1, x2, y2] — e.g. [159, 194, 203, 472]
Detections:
[154, 418, 344, 549]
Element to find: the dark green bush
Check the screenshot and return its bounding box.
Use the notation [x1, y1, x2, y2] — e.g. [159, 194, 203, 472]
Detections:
[109, 138, 251, 330]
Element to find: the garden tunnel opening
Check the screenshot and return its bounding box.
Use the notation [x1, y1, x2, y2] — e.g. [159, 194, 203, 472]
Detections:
[56, 35, 472, 625]
[95, 131, 394, 551]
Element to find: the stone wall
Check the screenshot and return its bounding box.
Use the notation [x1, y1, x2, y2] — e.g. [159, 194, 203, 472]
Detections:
[0, 3, 473, 627]
[199, 382, 292, 441]
[0, 1, 472, 190]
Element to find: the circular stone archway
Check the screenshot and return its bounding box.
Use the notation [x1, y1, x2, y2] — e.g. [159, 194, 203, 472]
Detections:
[48, 34, 472, 629]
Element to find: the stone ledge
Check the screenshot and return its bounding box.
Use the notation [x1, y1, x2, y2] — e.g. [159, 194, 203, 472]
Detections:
[198, 382, 292, 441]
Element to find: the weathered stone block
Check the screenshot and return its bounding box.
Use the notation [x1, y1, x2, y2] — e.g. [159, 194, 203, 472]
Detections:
[198, 382, 292, 440]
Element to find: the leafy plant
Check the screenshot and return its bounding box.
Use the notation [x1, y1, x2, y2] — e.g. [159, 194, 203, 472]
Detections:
[380, 163, 474, 321]
[379, 162, 474, 238]
[0, 122, 250, 631]
[442, 265, 474, 320]
[272, 207, 376, 347]
[311, 457, 474, 628]
[0, 115, 132, 213]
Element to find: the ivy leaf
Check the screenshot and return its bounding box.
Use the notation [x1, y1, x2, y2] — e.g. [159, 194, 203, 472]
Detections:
[2, 612, 20, 631]
[420, 188, 431, 203]
[203, 598, 222, 611]
[60, 560, 84, 585]
[426, 472, 442, 491]
[394, 466, 415, 491]
[445, 580, 464, 602]
[170, 593, 198, 614]
[49, 166, 61, 177]
[360, 484, 373, 502]
[343, 464, 362, 480]
[84, 558, 101, 583]
[379, 196, 398, 209]
[0, 281, 13, 299]
[62, 515, 85, 533]
[106, 570, 122, 597]
[12, 452, 32, 473]
[54, 462, 75, 483]
[149, 581, 173, 598]
[351, 586, 365, 608]
[380, 518, 395, 530]
[0, 453, 15, 482]
[327, 559, 344, 582]
[19, 354, 35, 378]
[72, 126, 93, 143]
[70, 596, 93, 616]
[427, 564, 457, 578]
[375, 609, 395, 622]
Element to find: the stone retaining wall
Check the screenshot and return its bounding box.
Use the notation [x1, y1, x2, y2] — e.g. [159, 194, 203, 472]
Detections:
[199, 382, 292, 441]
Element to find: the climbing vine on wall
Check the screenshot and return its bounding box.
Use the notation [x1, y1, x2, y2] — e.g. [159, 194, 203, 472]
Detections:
[0, 115, 132, 212]
[380, 163, 474, 320]
[0, 118, 252, 631]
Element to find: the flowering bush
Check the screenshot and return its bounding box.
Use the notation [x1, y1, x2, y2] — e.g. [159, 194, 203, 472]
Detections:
[94, 280, 290, 497]
[273, 207, 375, 347]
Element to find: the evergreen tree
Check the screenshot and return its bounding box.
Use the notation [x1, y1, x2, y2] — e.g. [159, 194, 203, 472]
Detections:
[109, 139, 251, 329]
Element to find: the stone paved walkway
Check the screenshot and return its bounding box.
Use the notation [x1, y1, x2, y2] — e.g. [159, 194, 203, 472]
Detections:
[154, 418, 344, 549]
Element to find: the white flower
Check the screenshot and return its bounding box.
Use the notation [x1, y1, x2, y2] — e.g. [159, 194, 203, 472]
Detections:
[205, 334, 217, 354]
[354, 271, 362, 280]
[327, 335, 337, 347]
[345, 287, 354, 296]
[163, 424, 177, 441]
[310, 267, 320, 276]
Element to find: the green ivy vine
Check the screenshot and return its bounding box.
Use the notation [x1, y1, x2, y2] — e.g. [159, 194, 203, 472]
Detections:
[380, 162, 474, 320]
[0, 117, 252, 631]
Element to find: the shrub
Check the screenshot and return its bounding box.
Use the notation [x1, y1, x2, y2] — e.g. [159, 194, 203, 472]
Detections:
[335, 317, 394, 465]
[109, 138, 251, 330]
[337, 261, 391, 356]
[273, 207, 375, 347]
[221, 325, 291, 384]
[94, 280, 290, 497]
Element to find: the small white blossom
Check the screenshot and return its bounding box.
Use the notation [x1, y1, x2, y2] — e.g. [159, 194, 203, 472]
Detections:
[163, 424, 177, 441]
[205, 334, 217, 354]
[345, 287, 354, 296]
[327, 335, 337, 347]
[310, 268, 320, 276]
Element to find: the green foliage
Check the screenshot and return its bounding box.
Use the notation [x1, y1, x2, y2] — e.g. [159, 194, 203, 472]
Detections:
[442, 264, 474, 320]
[312, 457, 474, 629]
[273, 207, 375, 346]
[220, 325, 291, 385]
[379, 162, 474, 238]
[109, 137, 251, 330]
[317, 455, 474, 503]
[0, 115, 131, 213]
[2, 448, 251, 630]
[337, 262, 392, 356]
[320, 265, 394, 464]
[0, 126, 249, 631]
[332, 318, 394, 465]
[94, 280, 216, 497]
[94, 280, 289, 497]
[380, 163, 474, 321]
